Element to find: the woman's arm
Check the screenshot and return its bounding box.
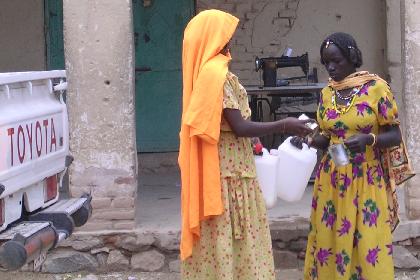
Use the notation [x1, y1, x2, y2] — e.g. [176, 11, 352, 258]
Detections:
[344, 125, 401, 153]
[223, 108, 313, 138]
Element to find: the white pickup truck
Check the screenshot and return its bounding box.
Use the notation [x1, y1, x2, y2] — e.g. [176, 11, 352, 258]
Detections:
[0, 71, 91, 271]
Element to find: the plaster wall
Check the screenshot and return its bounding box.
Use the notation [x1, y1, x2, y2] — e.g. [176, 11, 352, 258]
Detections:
[63, 0, 137, 231]
[0, 0, 46, 72]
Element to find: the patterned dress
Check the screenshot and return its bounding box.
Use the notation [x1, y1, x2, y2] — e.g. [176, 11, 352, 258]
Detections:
[304, 80, 399, 280]
[181, 72, 275, 280]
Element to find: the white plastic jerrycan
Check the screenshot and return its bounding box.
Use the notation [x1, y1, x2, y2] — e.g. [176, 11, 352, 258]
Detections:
[254, 148, 279, 208]
[277, 137, 317, 202]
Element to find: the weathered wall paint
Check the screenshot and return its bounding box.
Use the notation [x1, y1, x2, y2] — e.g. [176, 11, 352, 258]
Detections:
[63, 0, 137, 231]
[0, 0, 46, 72]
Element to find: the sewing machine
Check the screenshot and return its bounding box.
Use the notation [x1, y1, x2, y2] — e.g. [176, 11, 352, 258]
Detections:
[254, 53, 311, 87]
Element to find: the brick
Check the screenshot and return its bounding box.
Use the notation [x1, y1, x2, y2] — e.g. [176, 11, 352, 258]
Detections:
[112, 197, 135, 208]
[285, 0, 299, 10]
[92, 198, 112, 209]
[262, 45, 282, 55]
[114, 176, 136, 185]
[272, 250, 298, 269]
[70, 186, 91, 197]
[93, 209, 135, 220]
[77, 221, 114, 231]
[219, 3, 234, 12]
[113, 221, 135, 230]
[235, 3, 252, 15]
[92, 184, 136, 198]
[279, 9, 297, 19]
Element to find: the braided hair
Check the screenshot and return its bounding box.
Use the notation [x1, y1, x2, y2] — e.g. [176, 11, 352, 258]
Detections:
[320, 32, 363, 68]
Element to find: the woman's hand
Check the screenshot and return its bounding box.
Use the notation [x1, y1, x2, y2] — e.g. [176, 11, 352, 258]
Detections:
[344, 134, 373, 153]
[290, 136, 308, 149]
[282, 117, 315, 137]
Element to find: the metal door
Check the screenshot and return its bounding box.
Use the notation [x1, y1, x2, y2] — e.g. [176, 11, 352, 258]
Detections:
[45, 0, 65, 70]
[133, 0, 194, 152]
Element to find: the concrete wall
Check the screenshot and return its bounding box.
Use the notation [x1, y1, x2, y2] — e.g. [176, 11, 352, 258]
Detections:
[385, 0, 404, 126]
[197, 0, 387, 85]
[0, 0, 46, 72]
[401, 0, 420, 219]
[63, 0, 137, 231]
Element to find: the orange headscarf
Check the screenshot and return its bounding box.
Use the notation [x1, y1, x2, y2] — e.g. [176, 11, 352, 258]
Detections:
[179, 10, 239, 260]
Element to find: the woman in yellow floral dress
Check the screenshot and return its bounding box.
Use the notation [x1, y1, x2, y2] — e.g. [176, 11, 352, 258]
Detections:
[292, 32, 402, 280]
[179, 10, 313, 280]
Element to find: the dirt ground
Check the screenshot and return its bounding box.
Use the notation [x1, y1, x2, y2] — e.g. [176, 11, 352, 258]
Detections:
[0, 269, 418, 280]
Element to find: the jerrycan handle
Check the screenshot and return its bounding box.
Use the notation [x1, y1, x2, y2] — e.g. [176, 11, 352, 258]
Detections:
[262, 148, 269, 156]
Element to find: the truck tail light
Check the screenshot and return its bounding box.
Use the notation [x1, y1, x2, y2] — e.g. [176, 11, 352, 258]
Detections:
[0, 199, 4, 226]
[44, 175, 58, 203]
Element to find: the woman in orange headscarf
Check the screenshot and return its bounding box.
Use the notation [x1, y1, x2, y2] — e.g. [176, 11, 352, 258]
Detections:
[179, 9, 313, 279]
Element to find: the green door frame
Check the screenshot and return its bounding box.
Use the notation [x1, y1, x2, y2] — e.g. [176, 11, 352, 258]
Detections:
[44, 0, 65, 70]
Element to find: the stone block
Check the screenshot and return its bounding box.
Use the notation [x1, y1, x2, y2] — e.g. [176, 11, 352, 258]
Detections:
[92, 183, 136, 198]
[285, 0, 299, 10]
[112, 197, 135, 208]
[70, 186, 92, 198]
[169, 259, 181, 273]
[114, 176, 136, 185]
[92, 198, 112, 209]
[107, 250, 130, 271]
[398, 239, 413, 246]
[42, 249, 99, 273]
[95, 252, 108, 268]
[92, 209, 135, 220]
[119, 234, 155, 252]
[131, 250, 166, 272]
[91, 247, 110, 254]
[289, 239, 307, 252]
[155, 232, 181, 251]
[393, 220, 420, 242]
[60, 235, 104, 251]
[274, 241, 287, 249]
[219, 3, 234, 12]
[113, 221, 136, 230]
[279, 9, 297, 19]
[262, 45, 282, 55]
[393, 245, 420, 269]
[77, 220, 114, 231]
[270, 221, 310, 242]
[235, 3, 252, 16]
[272, 250, 298, 269]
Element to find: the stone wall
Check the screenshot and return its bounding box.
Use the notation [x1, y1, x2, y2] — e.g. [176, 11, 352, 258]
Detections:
[28, 220, 420, 273]
[63, 0, 137, 231]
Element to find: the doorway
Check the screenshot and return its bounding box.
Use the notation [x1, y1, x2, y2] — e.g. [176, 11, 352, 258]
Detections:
[133, 0, 195, 152]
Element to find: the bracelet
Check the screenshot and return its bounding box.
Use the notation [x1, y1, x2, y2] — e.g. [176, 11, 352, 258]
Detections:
[368, 133, 377, 146]
[282, 121, 286, 134]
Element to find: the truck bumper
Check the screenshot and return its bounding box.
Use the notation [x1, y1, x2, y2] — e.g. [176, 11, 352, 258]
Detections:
[0, 194, 92, 271]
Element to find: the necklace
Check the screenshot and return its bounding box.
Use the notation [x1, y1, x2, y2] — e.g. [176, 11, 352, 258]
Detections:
[331, 85, 362, 114]
[335, 86, 361, 101]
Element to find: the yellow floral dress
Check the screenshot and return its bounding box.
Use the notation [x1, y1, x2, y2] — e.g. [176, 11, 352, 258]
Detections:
[181, 72, 275, 280]
[304, 80, 399, 280]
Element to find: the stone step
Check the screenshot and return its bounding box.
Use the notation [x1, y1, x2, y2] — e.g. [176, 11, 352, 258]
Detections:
[3, 269, 418, 280]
